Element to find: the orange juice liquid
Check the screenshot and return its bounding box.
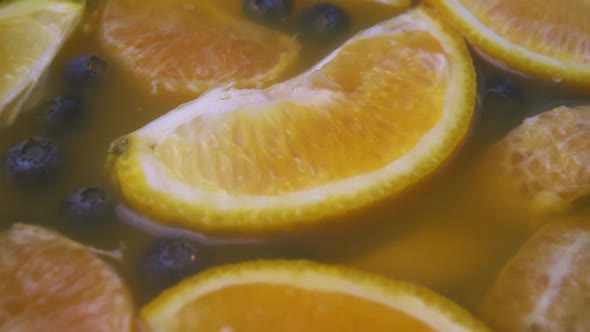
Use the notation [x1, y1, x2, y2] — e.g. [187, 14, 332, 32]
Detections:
[1, 0, 589, 310]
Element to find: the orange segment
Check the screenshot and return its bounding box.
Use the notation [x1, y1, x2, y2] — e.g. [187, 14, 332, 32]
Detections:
[109, 7, 476, 235]
[141, 260, 491, 332]
[0, 224, 135, 332]
[100, 0, 299, 94]
[474, 105, 590, 224]
[430, 0, 590, 85]
[479, 215, 590, 332]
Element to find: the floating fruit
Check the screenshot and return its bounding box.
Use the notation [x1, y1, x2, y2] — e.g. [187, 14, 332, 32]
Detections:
[475, 105, 590, 223]
[61, 186, 113, 225]
[4, 137, 61, 185]
[0, 224, 135, 331]
[480, 215, 590, 332]
[109, 7, 477, 235]
[140, 238, 204, 292]
[0, 0, 84, 125]
[141, 260, 490, 332]
[430, 0, 590, 86]
[99, 0, 300, 95]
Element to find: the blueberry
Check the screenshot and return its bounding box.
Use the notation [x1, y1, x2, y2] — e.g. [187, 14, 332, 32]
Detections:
[243, 0, 292, 23]
[298, 3, 351, 43]
[64, 55, 108, 88]
[486, 76, 522, 102]
[4, 137, 60, 185]
[62, 187, 113, 224]
[38, 95, 86, 128]
[140, 238, 203, 290]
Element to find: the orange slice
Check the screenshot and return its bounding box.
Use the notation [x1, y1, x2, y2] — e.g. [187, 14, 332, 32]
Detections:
[108, 7, 476, 235]
[479, 215, 590, 332]
[474, 105, 590, 224]
[429, 0, 590, 86]
[0, 223, 136, 332]
[99, 0, 300, 94]
[141, 260, 490, 332]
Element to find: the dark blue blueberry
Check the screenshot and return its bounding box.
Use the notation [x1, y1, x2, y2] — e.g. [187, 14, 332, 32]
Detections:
[243, 0, 292, 23]
[4, 137, 60, 185]
[298, 3, 351, 43]
[38, 95, 86, 128]
[62, 187, 113, 224]
[486, 76, 523, 102]
[64, 55, 108, 88]
[140, 238, 203, 290]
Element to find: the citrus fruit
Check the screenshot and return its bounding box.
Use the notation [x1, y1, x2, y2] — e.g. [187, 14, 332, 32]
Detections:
[0, 0, 84, 126]
[429, 0, 590, 86]
[294, 0, 412, 19]
[479, 215, 590, 332]
[141, 259, 490, 332]
[474, 105, 590, 223]
[0, 223, 136, 332]
[99, 0, 300, 95]
[109, 7, 477, 235]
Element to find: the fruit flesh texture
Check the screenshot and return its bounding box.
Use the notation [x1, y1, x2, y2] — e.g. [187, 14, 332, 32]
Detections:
[0, 0, 590, 323]
[109, 7, 476, 237]
[100, 0, 299, 94]
[0, 224, 135, 332]
[479, 217, 590, 332]
[142, 261, 491, 332]
[152, 33, 448, 195]
[474, 105, 590, 223]
[456, 0, 590, 64]
[172, 283, 434, 331]
[0, 0, 83, 125]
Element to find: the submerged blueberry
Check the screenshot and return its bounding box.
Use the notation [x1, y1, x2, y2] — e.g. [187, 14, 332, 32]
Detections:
[298, 3, 351, 43]
[140, 238, 203, 290]
[64, 55, 108, 87]
[4, 137, 60, 184]
[62, 187, 113, 224]
[243, 0, 292, 23]
[486, 76, 523, 102]
[38, 95, 86, 128]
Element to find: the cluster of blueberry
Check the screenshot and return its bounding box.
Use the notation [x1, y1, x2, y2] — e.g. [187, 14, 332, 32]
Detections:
[243, 0, 351, 43]
[2, 54, 206, 292]
[4, 55, 111, 224]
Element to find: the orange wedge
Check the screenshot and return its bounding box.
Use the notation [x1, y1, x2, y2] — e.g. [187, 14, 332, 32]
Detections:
[0, 0, 84, 125]
[141, 260, 490, 332]
[430, 0, 590, 86]
[99, 0, 300, 94]
[108, 7, 476, 235]
[0, 224, 136, 332]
